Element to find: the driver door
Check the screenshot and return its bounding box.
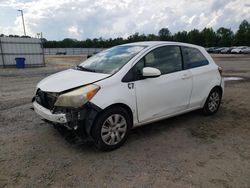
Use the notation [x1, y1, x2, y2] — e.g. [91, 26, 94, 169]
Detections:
[134, 45, 193, 123]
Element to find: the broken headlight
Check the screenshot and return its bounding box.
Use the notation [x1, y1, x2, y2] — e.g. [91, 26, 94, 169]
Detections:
[54, 84, 100, 108]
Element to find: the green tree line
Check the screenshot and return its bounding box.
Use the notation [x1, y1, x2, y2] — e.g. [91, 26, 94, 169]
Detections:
[1, 20, 249, 48]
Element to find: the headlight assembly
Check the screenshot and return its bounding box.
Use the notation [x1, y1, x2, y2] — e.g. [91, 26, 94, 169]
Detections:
[54, 84, 100, 108]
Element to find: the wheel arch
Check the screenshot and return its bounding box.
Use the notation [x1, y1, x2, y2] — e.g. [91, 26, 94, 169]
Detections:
[89, 102, 134, 137]
[201, 85, 223, 107]
[212, 85, 223, 95]
[202, 85, 223, 115]
[101, 103, 134, 124]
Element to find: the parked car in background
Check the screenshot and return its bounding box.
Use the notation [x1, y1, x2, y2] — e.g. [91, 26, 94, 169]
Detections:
[32, 41, 224, 151]
[56, 52, 67, 55]
[206, 47, 217, 53]
[231, 46, 248, 54]
[241, 47, 250, 54]
[220, 47, 234, 54]
[213, 47, 225, 54]
[206, 47, 226, 54]
[87, 51, 100, 58]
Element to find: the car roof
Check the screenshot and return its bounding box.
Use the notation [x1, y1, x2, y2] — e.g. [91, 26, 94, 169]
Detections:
[120, 41, 202, 49]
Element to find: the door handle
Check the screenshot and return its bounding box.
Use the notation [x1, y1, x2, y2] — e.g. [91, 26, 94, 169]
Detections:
[181, 74, 191, 79]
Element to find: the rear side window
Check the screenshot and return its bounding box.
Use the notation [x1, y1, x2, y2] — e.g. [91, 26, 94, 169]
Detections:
[144, 46, 182, 75]
[182, 47, 209, 69]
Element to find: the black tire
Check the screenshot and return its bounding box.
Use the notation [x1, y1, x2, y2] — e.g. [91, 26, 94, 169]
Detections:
[203, 88, 222, 115]
[91, 106, 132, 151]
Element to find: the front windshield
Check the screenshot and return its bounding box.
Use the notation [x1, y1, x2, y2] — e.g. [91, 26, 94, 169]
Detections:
[79, 45, 146, 74]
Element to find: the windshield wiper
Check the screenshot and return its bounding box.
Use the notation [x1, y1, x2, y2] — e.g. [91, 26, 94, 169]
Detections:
[75, 65, 96, 72]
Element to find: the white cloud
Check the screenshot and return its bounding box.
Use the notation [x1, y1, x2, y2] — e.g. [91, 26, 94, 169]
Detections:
[0, 0, 249, 40]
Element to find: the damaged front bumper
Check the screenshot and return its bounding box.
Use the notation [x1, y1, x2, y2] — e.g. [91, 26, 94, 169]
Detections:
[32, 97, 102, 141]
[33, 101, 70, 124]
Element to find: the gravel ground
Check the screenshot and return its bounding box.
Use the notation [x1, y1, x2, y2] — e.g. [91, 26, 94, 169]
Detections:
[0, 54, 250, 188]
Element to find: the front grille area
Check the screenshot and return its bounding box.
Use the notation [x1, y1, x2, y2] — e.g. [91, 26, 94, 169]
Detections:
[36, 89, 57, 110]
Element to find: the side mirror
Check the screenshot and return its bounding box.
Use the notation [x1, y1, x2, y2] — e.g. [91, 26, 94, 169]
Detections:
[142, 67, 161, 78]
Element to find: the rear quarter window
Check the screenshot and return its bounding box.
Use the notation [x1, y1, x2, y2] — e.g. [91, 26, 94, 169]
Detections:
[182, 47, 209, 69]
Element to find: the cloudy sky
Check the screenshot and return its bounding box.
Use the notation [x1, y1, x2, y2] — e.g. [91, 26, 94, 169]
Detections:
[0, 0, 250, 40]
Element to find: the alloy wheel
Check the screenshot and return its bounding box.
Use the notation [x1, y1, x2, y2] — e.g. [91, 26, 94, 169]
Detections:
[101, 114, 127, 145]
[208, 91, 220, 112]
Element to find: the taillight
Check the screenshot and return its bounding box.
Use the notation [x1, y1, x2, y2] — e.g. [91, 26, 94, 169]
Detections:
[218, 66, 223, 76]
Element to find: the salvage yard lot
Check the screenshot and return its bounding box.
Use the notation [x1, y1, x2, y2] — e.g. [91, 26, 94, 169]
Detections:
[1, 54, 250, 187]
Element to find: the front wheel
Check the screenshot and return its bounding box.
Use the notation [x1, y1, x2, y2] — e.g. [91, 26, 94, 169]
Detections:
[91, 107, 132, 151]
[203, 88, 222, 115]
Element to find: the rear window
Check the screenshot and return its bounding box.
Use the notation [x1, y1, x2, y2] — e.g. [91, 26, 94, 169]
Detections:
[182, 47, 209, 69]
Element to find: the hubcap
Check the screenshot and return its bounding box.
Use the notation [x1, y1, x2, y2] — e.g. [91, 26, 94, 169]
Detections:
[101, 114, 127, 145]
[208, 91, 220, 112]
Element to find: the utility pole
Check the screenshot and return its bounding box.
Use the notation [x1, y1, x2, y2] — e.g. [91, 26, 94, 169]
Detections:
[17, 9, 26, 36]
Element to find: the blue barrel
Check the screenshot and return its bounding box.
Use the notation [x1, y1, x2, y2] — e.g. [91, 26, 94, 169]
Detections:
[15, 57, 26, 68]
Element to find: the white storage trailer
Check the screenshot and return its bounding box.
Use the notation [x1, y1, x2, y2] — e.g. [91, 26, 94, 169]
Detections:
[0, 37, 45, 68]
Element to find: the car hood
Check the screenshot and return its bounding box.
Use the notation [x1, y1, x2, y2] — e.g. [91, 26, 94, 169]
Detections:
[37, 69, 110, 92]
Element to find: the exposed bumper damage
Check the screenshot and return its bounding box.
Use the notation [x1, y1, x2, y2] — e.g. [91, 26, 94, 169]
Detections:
[33, 101, 69, 123]
[32, 93, 102, 142]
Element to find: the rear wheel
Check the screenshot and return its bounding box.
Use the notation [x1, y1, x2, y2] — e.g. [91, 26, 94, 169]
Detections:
[91, 107, 132, 151]
[203, 88, 222, 115]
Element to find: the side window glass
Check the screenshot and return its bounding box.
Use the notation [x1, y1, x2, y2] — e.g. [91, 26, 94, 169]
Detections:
[134, 58, 144, 80]
[122, 58, 144, 82]
[182, 47, 209, 69]
[123, 46, 183, 82]
[144, 46, 182, 74]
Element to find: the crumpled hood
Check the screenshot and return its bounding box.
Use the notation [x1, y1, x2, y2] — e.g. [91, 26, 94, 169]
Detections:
[37, 69, 110, 92]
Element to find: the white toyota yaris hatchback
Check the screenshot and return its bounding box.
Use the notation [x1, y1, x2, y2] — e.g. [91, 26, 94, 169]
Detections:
[33, 41, 224, 151]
